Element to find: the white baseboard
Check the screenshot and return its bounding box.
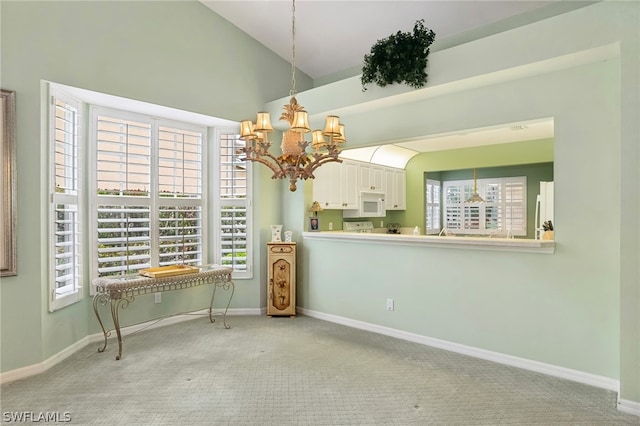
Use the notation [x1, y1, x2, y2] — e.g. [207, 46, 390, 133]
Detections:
[298, 308, 621, 393]
[618, 398, 640, 416]
[0, 308, 261, 385]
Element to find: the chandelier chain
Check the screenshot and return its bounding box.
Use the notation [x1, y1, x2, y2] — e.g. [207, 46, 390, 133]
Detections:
[290, 0, 296, 97]
[237, 0, 346, 192]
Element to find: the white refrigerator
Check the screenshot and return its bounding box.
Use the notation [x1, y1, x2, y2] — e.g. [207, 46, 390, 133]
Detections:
[535, 181, 554, 240]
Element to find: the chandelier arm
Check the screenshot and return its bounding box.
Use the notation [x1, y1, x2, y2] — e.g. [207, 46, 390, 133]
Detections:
[304, 155, 343, 179]
[241, 148, 287, 178]
[237, 0, 347, 192]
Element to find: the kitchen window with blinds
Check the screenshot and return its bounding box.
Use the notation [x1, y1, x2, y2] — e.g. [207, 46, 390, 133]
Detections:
[214, 129, 252, 278]
[441, 176, 526, 236]
[89, 107, 207, 279]
[49, 88, 83, 311]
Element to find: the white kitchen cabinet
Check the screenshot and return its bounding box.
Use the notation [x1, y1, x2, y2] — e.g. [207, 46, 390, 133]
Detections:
[358, 163, 385, 192]
[384, 167, 406, 210]
[313, 161, 342, 209]
[312, 160, 358, 209]
[341, 160, 358, 209]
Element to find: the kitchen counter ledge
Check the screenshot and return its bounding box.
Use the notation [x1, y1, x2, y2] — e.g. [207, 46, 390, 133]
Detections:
[303, 231, 554, 254]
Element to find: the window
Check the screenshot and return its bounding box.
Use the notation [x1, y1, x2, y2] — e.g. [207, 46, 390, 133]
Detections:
[90, 107, 206, 278]
[439, 176, 526, 236]
[49, 88, 83, 311]
[48, 83, 249, 311]
[214, 129, 252, 278]
[425, 179, 441, 234]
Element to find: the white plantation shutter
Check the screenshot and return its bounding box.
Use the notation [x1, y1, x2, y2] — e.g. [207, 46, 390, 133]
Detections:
[90, 107, 207, 280]
[50, 89, 83, 311]
[504, 178, 526, 232]
[443, 176, 526, 236]
[444, 184, 463, 231]
[96, 116, 151, 196]
[158, 206, 203, 266]
[158, 126, 202, 197]
[96, 205, 151, 276]
[425, 179, 441, 234]
[216, 130, 251, 277]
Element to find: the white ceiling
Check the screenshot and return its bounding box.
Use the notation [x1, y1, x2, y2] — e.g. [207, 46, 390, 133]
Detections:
[340, 118, 554, 168]
[201, 1, 595, 80]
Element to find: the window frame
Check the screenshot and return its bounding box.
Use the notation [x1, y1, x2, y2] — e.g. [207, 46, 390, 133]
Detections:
[211, 127, 252, 279]
[46, 82, 250, 311]
[48, 87, 84, 312]
[439, 176, 527, 237]
[88, 106, 209, 281]
[425, 178, 441, 235]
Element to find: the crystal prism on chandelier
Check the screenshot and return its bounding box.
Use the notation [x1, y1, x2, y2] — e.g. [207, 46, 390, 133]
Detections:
[237, 0, 346, 192]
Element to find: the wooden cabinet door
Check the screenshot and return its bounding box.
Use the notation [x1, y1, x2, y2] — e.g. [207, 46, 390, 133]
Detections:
[267, 243, 296, 316]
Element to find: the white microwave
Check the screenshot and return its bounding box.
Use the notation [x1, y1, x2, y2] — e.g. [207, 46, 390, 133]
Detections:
[343, 191, 386, 218]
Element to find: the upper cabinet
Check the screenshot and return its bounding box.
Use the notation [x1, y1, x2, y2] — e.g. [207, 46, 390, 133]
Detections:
[313, 160, 358, 209]
[384, 168, 406, 210]
[313, 160, 405, 211]
[359, 164, 385, 191]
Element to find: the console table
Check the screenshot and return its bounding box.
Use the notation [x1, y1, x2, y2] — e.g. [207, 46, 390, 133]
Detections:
[92, 264, 234, 360]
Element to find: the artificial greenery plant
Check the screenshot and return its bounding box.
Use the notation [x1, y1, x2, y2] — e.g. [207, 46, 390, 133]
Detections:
[361, 19, 436, 91]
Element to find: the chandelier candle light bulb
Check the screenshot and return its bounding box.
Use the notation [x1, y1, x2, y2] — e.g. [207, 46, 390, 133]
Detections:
[237, 0, 346, 192]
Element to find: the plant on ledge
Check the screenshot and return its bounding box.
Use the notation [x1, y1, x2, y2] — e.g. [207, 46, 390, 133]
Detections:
[361, 19, 436, 91]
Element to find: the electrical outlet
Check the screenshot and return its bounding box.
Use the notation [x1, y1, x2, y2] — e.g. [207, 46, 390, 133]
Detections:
[154, 293, 161, 304]
[386, 298, 394, 311]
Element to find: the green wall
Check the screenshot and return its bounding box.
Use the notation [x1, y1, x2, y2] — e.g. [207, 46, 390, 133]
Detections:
[1, 0, 638, 410]
[0, 0, 309, 372]
[286, 1, 639, 406]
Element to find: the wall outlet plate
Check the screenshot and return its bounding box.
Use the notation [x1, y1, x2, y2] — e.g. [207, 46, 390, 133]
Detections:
[386, 298, 394, 311]
[154, 293, 161, 303]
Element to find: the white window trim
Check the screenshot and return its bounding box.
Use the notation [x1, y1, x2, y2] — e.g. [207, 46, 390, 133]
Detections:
[425, 178, 441, 235]
[45, 82, 248, 308]
[88, 106, 208, 284]
[211, 127, 252, 279]
[49, 87, 84, 312]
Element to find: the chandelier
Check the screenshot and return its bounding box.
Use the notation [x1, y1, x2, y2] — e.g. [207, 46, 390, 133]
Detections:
[237, 0, 346, 192]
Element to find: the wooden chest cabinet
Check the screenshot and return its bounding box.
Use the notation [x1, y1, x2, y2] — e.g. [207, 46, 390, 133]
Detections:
[267, 242, 296, 317]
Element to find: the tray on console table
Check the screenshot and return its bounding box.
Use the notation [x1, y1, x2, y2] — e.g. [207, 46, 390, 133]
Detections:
[138, 264, 200, 278]
[92, 264, 234, 360]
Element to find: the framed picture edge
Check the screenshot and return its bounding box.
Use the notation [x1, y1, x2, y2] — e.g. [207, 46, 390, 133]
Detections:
[1, 89, 17, 277]
[308, 216, 320, 232]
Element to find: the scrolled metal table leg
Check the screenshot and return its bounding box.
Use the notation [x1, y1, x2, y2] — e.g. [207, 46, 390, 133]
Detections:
[220, 281, 235, 329]
[111, 295, 134, 360]
[209, 279, 234, 329]
[93, 293, 110, 353]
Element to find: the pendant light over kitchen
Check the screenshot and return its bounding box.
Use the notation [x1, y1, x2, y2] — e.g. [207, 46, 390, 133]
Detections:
[465, 168, 485, 203]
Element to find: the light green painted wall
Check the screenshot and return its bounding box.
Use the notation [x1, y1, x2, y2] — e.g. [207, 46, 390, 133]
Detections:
[0, 0, 309, 372]
[1, 0, 638, 407]
[287, 1, 640, 404]
[301, 59, 621, 379]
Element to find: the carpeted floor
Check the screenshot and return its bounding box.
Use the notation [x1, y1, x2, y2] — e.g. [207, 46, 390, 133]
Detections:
[1, 315, 637, 425]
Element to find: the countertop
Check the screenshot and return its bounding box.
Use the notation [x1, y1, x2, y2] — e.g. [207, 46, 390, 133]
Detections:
[303, 230, 554, 253]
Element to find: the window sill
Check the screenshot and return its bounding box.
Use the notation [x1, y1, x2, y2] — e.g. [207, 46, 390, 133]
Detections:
[303, 232, 554, 254]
